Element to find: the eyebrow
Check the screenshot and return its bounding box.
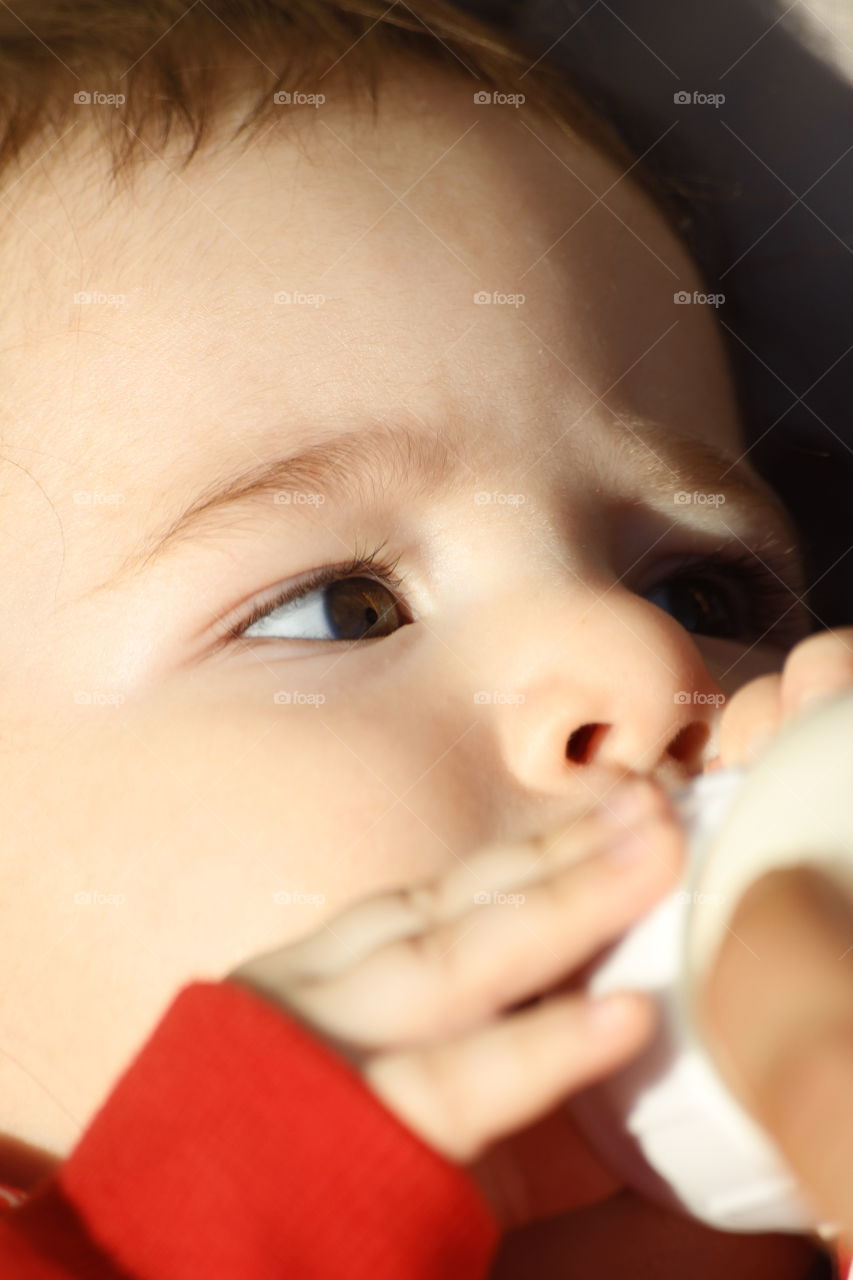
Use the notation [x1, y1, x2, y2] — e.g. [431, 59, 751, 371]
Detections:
[614, 417, 792, 519]
[105, 423, 460, 588]
[103, 415, 796, 591]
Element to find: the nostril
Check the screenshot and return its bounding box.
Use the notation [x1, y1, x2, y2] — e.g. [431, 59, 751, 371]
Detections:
[567, 722, 611, 764]
[668, 721, 710, 765]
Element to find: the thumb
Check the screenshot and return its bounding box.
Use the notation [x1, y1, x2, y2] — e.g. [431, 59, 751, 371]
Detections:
[699, 865, 853, 1237]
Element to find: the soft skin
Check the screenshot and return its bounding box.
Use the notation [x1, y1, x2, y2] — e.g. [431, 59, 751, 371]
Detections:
[0, 57, 817, 1276]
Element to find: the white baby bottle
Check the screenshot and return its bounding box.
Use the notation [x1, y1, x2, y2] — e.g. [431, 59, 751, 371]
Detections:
[567, 686, 853, 1235]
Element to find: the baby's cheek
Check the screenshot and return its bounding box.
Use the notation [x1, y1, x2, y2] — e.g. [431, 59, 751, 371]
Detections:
[0, 671, 502, 1154]
[15, 687, 470, 966]
[1, 691, 471, 1150]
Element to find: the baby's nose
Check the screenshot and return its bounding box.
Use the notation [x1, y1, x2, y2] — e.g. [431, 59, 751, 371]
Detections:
[567, 718, 712, 783]
[492, 670, 722, 801]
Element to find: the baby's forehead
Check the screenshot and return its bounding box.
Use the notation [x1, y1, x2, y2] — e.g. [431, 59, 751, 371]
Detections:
[4, 59, 667, 318]
[0, 69, 745, 529]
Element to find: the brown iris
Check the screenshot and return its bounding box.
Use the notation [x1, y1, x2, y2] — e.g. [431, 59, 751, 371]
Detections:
[324, 576, 403, 640]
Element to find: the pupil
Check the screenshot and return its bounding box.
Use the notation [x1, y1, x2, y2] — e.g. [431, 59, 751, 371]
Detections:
[326, 577, 398, 640]
[647, 579, 735, 638]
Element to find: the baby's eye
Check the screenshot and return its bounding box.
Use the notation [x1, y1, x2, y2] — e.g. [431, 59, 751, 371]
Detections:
[643, 552, 808, 645]
[239, 572, 408, 643]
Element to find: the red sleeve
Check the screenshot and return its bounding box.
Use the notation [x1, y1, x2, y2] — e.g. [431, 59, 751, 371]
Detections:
[0, 980, 500, 1278]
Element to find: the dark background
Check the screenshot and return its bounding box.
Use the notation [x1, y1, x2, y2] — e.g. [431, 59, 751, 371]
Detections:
[458, 0, 853, 631]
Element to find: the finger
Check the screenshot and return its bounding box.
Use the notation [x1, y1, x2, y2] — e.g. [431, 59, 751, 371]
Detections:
[781, 628, 853, 721]
[285, 813, 683, 1047]
[430, 775, 670, 917]
[235, 775, 667, 986]
[699, 866, 853, 1234]
[717, 672, 782, 767]
[363, 987, 656, 1162]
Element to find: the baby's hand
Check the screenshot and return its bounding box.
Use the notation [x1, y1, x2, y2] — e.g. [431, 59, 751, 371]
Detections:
[718, 628, 853, 768]
[228, 777, 681, 1188]
[700, 865, 853, 1240]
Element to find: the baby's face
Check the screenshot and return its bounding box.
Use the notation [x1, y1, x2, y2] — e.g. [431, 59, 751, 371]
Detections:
[0, 57, 806, 1200]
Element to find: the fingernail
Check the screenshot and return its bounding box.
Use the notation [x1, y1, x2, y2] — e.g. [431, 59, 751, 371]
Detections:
[603, 820, 657, 863]
[599, 778, 659, 825]
[746, 728, 774, 764]
[796, 686, 840, 717]
[584, 991, 640, 1032]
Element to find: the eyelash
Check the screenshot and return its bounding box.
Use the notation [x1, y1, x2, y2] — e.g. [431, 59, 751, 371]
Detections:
[226, 541, 804, 645]
[226, 538, 410, 642]
[649, 548, 806, 645]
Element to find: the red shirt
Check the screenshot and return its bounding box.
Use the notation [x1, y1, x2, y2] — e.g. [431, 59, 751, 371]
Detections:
[0, 980, 498, 1276]
[0, 979, 844, 1278]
